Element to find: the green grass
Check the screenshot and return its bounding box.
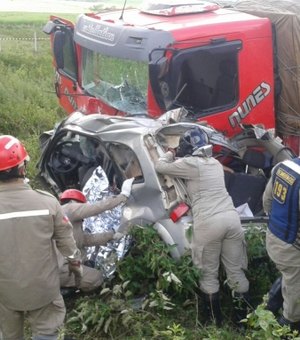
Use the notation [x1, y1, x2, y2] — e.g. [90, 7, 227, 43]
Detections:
[0, 12, 78, 25]
[0, 17, 65, 182]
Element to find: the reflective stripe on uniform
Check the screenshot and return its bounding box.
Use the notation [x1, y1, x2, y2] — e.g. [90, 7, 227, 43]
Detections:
[0, 209, 50, 220]
[283, 160, 300, 175]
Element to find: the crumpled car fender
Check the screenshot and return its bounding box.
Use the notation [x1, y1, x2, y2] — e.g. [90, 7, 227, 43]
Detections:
[153, 221, 182, 260]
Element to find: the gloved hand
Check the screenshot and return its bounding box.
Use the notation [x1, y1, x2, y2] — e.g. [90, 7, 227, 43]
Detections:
[159, 150, 174, 162]
[121, 177, 135, 198]
[68, 260, 83, 288]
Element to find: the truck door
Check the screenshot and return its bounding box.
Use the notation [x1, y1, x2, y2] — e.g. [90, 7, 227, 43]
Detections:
[43, 18, 79, 113]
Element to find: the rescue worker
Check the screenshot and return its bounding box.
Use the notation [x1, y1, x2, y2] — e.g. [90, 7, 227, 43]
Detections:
[263, 158, 300, 332]
[155, 126, 250, 326]
[58, 177, 134, 293]
[0, 135, 82, 340]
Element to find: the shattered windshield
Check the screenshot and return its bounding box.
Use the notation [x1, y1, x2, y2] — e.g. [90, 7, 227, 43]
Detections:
[82, 48, 148, 116]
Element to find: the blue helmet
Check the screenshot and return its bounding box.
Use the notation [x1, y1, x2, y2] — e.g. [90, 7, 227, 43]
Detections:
[176, 127, 209, 157]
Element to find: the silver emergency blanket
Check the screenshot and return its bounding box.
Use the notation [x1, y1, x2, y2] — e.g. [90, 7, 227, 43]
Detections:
[82, 165, 131, 278]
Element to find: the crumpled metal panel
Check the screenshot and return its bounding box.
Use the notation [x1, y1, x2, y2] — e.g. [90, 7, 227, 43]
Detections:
[82, 165, 131, 278]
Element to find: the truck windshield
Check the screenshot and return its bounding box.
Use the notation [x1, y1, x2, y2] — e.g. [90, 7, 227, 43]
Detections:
[82, 48, 148, 116]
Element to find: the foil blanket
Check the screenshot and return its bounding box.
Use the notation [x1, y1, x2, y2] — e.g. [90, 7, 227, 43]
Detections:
[82, 165, 131, 278]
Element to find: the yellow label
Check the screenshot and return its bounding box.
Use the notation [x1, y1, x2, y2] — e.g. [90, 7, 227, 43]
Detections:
[273, 178, 288, 204]
[276, 168, 295, 185]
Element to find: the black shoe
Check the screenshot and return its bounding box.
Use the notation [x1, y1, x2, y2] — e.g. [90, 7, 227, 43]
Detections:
[278, 315, 300, 333]
[278, 315, 291, 327]
[201, 291, 223, 327]
[232, 292, 251, 329]
[266, 277, 283, 315]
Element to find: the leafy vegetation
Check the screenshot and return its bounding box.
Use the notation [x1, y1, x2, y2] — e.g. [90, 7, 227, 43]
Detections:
[64, 226, 224, 339]
[1, 13, 297, 340]
[62, 225, 297, 339]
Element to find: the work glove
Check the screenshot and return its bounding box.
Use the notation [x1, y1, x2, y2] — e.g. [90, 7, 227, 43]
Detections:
[159, 150, 174, 162]
[68, 259, 83, 288]
[121, 177, 134, 198]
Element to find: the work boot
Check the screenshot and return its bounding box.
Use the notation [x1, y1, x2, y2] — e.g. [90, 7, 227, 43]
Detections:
[201, 291, 223, 327]
[266, 276, 283, 315]
[278, 315, 300, 333]
[278, 314, 291, 327]
[232, 292, 251, 328]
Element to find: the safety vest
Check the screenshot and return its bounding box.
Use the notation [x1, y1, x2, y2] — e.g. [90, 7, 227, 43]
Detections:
[269, 158, 300, 245]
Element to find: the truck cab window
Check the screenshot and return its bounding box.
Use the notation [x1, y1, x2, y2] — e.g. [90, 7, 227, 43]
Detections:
[54, 29, 77, 80]
[154, 41, 241, 114]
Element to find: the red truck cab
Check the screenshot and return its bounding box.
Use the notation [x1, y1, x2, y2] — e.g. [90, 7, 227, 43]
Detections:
[44, 1, 275, 137]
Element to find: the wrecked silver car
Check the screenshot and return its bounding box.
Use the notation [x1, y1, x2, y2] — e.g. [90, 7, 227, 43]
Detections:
[38, 109, 294, 261]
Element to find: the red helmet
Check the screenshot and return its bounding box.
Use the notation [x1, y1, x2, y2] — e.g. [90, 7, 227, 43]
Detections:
[60, 189, 87, 203]
[0, 135, 29, 171]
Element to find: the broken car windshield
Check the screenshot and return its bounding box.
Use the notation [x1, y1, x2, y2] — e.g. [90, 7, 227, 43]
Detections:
[82, 48, 148, 116]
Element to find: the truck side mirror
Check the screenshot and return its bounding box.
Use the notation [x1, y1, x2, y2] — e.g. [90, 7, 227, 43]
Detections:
[149, 49, 169, 78]
[149, 57, 170, 109]
[53, 30, 65, 70]
[43, 21, 57, 34]
[149, 49, 172, 110]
